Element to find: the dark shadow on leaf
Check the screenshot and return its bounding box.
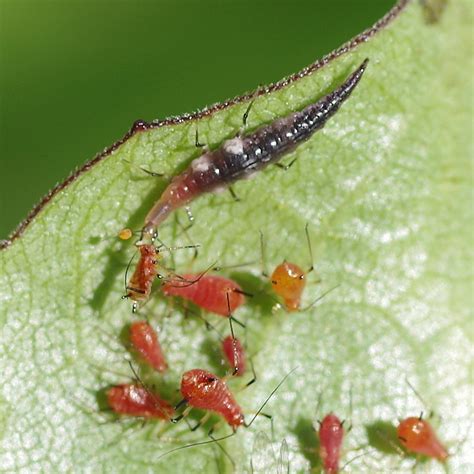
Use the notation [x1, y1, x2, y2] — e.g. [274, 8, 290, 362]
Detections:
[293, 416, 321, 471]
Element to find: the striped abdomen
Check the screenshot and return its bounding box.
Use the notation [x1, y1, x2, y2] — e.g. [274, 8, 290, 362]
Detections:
[143, 59, 368, 235]
[180, 369, 244, 428]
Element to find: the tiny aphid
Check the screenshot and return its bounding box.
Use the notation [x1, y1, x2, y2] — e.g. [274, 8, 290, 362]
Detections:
[271, 262, 306, 312]
[318, 413, 345, 474]
[118, 227, 134, 241]
[129, 320, 167, 372]
[123, 244, 159, 312]
[397, 415, 448, 461]
[106, 383, 173, 420]
[221, 335, 246, 376]
[262, 224, 327, 312]
[162, 273, 245, 317]
[141, 59, 368, 237]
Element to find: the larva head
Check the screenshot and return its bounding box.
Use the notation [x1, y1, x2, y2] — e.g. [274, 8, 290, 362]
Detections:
[397, 417, 448, 461]
[271, 261, 306, 311]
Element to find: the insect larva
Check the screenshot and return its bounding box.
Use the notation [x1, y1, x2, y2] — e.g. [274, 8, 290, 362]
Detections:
[141, 59, 368, 237]
[106, 383, 173, 420]
[129, 320, 168, 373]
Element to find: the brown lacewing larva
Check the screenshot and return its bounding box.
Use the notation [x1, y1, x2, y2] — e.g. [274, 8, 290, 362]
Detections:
[142, 59, 368, 237]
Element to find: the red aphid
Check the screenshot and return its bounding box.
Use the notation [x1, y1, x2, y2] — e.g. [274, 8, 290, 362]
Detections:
[222, 336, 246, 376]
[162, 274, 245, 316]
[397, 417, 448, 461]
[271, 261, 306, 311]
[126, 244, 158, 305]
[180, 369, 244, 429]
[129, 321, 167, 372]
[106, 383, 173, 420]
[318, 413, 345, 474]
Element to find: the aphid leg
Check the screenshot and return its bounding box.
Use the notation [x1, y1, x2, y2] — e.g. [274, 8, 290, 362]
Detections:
[183, 206, 195, 229]
[244, 368, 297, 428]
[195, 127, 206, 148]
[274, 157, 298, 171]
[123, 158, 164, 178]
[304, 223, 315, 275]
[127, 361, 174, 420]
[175, 215, 199, 260]
[243, 358, 257, 388]
[228, 186, 241, 202]
[259, 231, 269, 277]
[190, 412, 211, 432]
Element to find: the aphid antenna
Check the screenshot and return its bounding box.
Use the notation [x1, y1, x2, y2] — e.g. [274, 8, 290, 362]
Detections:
[244, 367, 299, 429]
[340, 448, 376, 472]
[342, 384, 354, 433]
[300, 283, 341, 312]
[122, 158, 165, 178]
[405, 377, 434, 418]
[304, 223, 315, 275]
[212, 261, 256, 272]
[165, 261, 218, 289]
[127, 360, 174, 421]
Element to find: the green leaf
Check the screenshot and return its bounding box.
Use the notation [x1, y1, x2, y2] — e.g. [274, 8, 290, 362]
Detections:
[0, 0, 471, 472]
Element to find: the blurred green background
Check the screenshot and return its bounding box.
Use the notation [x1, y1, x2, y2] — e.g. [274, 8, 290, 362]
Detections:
[0, 0, 394, 240]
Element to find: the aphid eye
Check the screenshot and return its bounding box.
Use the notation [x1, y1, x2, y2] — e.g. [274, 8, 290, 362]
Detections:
[271, 280, 278, 285]
[206, 377, 217, 383]
[399, 436, 407, 442]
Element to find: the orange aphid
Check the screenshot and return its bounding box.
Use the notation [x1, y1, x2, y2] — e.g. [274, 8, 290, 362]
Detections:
[271, 261, 306, 311]
[106, 383, 173, 420]
[129, 321, 167, 372]
[125, 244, 158, 310]
[397, 417, 448, 461]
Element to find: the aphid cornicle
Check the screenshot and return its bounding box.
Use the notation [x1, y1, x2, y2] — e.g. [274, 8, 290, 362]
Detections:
[141, 59, 369, 237]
